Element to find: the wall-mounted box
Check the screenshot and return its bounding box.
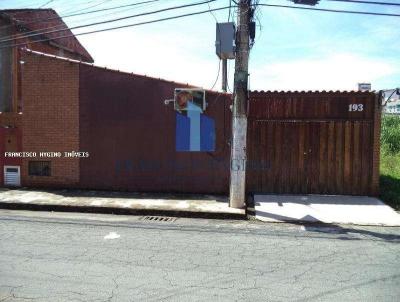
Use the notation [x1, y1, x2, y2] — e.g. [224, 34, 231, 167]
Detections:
[215, 22, 235, 60]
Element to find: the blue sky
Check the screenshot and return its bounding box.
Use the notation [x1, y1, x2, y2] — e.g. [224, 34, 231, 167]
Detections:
[2, 0, 400, 91]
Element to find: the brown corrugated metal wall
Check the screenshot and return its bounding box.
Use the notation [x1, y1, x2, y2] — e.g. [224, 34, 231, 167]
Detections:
[79, 65, 232, 194]
[246, 91, 381, 196]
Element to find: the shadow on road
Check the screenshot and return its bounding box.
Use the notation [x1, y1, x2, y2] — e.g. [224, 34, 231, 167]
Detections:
[252, 207, 400, 243]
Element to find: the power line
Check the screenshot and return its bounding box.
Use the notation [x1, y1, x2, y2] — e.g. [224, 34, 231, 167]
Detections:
[210, 59, 221, 90]
[59, 0, 113, 15]
[0, 5, 235, 50]
[206, 1, 222, 91]
[0, 0, 162, 32]
[207, 1, 219, 23]
[0, 0, 164, 43]
[326, 0, 400, 7]
[2, 0, 400, 50]
[5, 0, 398, 41]
[0, 0, 217, 44]
[228, 0, 232, 21]
[39, 0, 55, 9]
[258, 3, 400, 17]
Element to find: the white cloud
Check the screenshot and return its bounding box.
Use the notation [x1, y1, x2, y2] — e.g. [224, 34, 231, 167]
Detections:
[78, 21, 223, 90]
[250, 53, 398, 91]
[75, 6, 399, 93]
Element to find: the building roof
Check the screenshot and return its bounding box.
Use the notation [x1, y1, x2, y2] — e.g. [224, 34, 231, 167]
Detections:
[0, 9, 94, 63]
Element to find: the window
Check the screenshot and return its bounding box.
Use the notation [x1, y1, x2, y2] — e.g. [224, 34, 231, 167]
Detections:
[28, 161, 51, 176]
[0, 26, 13, 112]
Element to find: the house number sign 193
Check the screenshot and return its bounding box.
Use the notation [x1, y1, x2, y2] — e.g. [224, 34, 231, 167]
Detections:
[349, 104, 364, 112]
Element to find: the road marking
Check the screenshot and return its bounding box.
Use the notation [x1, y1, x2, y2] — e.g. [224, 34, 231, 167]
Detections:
[104, 232, 120, 240]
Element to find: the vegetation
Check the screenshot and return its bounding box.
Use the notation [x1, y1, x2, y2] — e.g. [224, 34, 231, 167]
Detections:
[380, 115, 400, 210]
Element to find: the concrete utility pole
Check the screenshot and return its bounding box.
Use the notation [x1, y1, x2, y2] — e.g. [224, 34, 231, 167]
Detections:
[229, 0, 251, 208]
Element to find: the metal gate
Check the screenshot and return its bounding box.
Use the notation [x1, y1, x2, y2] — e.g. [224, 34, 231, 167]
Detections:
[247, 120, 374, 195]
[246, 91, 381, 196]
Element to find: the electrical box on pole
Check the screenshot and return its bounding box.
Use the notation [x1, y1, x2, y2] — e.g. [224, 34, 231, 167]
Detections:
[215, 22, 235, 92]
[215, 22, 235, 60]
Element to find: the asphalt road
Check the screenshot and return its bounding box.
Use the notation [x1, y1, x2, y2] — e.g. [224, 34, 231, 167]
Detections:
[0, 210, 399, 302]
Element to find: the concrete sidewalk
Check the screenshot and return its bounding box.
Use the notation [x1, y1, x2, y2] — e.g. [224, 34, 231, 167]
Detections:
[2, 189, 399, 226]
[0, 189, 245, 219]
[252, 194, 400, 226]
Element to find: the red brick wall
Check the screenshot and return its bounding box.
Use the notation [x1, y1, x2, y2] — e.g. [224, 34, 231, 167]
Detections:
[20, 52, 80, 187]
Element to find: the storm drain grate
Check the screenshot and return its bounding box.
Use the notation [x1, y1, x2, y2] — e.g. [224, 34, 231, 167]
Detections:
[140, 216, 177, 222]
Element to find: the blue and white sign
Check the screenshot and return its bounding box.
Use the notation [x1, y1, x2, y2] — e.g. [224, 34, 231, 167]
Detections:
[174, 89, 215, 152]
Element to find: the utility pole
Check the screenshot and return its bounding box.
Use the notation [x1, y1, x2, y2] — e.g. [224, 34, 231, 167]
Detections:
[230, 0, 251, 208]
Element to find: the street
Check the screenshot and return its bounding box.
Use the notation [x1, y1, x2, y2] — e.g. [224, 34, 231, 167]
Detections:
[0, 210, 399, 302]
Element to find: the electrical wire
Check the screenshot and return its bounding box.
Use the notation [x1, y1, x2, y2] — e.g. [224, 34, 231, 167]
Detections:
[0, 0, 161, 30]
[0, 0, 164, 43]
[210, 59, 222, 90]
[258, 3, 400, 17]
[59, 0, 113, 15]
[0, 5, 235, 50]
[2, 0, 400, 51]
[39, 0, 55, 9]
[0, 0, 163, 42]
[253, 1, 263, 45]
[228, 0, 232, 21]
[4, 0, 400, 43]
[207, 1, 223, 91]
[0, 0, 218, 44]
[207, 0, 219, 23]
[326, 0, 400, 7]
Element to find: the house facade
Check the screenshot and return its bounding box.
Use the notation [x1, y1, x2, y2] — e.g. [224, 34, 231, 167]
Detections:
[0, 9, 382, 196]
[0, 8, 94, 187]
[8, 50, 231, 193]
[385, 100, 400, 115]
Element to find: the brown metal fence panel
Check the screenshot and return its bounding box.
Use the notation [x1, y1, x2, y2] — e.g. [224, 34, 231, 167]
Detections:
[247, 91, 380, 196]
[248, 91, 375, 120]
[78, 67, 380, 197]
[79, 65, 231, 194]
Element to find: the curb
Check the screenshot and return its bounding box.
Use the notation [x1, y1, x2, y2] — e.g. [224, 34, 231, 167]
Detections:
[0, 202, 247, 220]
